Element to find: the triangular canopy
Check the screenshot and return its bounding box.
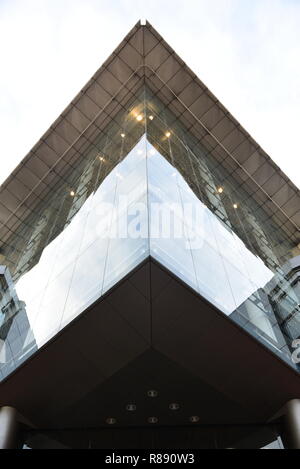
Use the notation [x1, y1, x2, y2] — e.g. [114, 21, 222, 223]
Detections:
[0, 20, 299, 252]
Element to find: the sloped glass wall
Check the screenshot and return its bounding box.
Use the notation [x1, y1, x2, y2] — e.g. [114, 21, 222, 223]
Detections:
[144, 89, 300, 368]
[0, 87, 299, 380]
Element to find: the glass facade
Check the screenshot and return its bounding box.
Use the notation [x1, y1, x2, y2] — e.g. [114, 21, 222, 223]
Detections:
[1, 87, 300, 380]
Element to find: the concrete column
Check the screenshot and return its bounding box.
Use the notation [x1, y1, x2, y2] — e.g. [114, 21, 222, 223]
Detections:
[281, 400, 300, 449]
[0, 407, 18, 449]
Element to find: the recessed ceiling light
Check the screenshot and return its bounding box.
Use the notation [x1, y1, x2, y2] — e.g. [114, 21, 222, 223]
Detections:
[99, 156, 105, 162]
[126, 404, 136, 412]
[189, 416, 200, 423]
[169, 403, 180, 411]
[165, 131, 171, 138]
[147, 390, 158, 398]
[136, 115, 143, 122]
[233, 204, 238, 209]
[121, 133, 125, 138]
[148, 417, 158, 424]
[70, 190, 75, 197]
[149, 115, 154, 121]
[106, 417, 116, 425]
[217, 187, 224, 194]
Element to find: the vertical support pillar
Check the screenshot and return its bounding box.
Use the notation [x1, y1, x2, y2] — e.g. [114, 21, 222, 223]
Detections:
[0, 407, 18, 449]
[281, 400, 300, 449]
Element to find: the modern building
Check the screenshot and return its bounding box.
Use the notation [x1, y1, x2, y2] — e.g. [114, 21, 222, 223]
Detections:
[0, 20, 300, 449]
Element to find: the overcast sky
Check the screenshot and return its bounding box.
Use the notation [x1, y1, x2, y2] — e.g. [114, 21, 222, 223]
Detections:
[1, 0, 300, 188]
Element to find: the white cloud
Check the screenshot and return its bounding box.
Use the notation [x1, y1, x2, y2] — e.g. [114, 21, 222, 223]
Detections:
[0, 0, 299, 189]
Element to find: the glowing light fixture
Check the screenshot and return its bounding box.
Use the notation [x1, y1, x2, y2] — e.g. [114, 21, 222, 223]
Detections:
[136, 114, 143, 122]
[121, 133, 125, 138]
[165, 131, 171, 138]
[126, 404, 136, 412]
[149, 115, 154, 121]
[233, 204, 238, 209]
[169, 403, 180, 411]
[70, 191, 75, 197]
[106, 417, 116, 425]
[217, 187, 224, 194]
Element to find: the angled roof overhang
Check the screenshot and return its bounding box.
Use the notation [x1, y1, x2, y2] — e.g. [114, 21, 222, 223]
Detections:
[0, 20, 299, 248]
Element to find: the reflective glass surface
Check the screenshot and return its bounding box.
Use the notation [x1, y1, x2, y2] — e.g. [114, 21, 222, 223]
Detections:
[0, 88, 299, 380]
[22, 424, 283, 449]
